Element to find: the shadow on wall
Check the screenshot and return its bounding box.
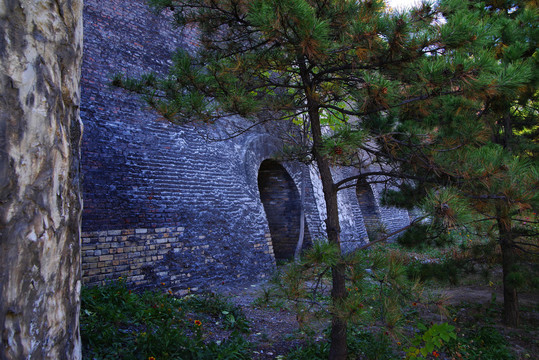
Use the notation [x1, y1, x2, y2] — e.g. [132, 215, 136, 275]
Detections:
[258, 159, 312, 261]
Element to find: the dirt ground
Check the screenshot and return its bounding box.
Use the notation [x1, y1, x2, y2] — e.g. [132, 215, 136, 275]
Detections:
[210, 279, 539, 360]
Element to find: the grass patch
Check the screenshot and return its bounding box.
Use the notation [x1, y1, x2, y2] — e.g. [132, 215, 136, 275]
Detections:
[285, 327, 398, 360]
[80, 279, 251, 360]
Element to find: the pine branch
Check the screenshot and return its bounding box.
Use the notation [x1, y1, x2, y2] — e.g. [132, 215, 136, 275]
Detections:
[334, 171, 428, 192]
[353, 215, 430, 252]
[321, 89, 463, 118]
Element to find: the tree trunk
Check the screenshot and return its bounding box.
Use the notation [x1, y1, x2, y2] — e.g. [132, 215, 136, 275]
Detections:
[497, 207, 520, 327]
[305, 92, 347, 360]
[294, 165, 307, 262]
[0, 1, 83, 359]
[328, 262, 348, 360]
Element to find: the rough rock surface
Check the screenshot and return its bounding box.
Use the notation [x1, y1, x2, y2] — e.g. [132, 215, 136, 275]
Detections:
[0, 0, 83, 359]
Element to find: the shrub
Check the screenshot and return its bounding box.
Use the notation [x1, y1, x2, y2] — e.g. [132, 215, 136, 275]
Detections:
[405, 258, 464, 285]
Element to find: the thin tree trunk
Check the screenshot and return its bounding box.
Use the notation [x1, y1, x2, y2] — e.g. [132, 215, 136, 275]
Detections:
[294, 165, 307, 262]
[314, 130, 347, 360]
[329, 261, 348, 360]
[497, 207, 520, 327]
[503, 112, 513, 151]
[307, 96, 347, 360]
[299, 54, 347, 360]
[501, 239, 519, 327]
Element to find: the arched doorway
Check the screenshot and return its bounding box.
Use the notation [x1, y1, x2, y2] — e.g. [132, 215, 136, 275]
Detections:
[356, 179, 382, 240]
[258, 160, 311, 261]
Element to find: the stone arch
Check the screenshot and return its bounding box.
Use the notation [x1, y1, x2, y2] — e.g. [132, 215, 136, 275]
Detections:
[243, 134, 282, 199]
[258, 159, 311, 261]
[356, 179, 382, 239]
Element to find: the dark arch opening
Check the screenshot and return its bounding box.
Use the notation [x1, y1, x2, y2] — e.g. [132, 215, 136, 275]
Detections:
[356, 179, 382, 239]
[258, 160, 311, 261]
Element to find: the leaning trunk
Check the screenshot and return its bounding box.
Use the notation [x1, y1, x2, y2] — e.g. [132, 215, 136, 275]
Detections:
[497, 207, 520, 327]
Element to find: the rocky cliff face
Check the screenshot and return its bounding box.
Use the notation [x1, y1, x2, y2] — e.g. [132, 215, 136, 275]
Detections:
[0, 1, 83, 359]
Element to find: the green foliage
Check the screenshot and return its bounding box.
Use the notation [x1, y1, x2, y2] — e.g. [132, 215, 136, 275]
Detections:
[285, 340, 329, 360]
[405, 258, 464, 285]
[302, 240, 341, 268]
[181, 292, 251, 332]
[272, 244, 428, 341]
[80, 279, 251, 360]
[285, 327, 398, 360]
[405, 322, 457, 359]
[440, 296, 518, 359]
[397, 224, 454, 250]
[445, 326, 515, 360]
[321, 125, 367, 165]
[381, 183, 426, 211]
[347, 328, 399, 360]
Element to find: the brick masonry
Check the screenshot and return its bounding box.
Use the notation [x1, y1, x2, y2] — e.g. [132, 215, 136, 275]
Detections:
[80, 0, 410, 291]
[258, 160, 313, 261]
[81, 226, 275, 289]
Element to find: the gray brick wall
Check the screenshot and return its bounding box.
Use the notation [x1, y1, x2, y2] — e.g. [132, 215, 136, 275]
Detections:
[80, 0, 409, 291]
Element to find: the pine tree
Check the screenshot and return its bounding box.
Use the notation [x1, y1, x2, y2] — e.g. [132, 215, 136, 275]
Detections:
[115, 0, 538, 356]
[380, 0, 538, 327]
[462, 0, 538, 327]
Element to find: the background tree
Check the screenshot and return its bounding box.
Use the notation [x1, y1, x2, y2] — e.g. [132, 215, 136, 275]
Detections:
[379, 0, 538, 327]
[463, 0, 538, 327]
[115, 0, 536, 356]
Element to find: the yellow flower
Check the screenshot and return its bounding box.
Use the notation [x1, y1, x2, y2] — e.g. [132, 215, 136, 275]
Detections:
[194, 320, 202, 327]
[148, 357, 156, 360]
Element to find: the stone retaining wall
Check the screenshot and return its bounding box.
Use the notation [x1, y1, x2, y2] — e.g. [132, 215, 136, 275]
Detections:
[81, 227, 275, 290]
